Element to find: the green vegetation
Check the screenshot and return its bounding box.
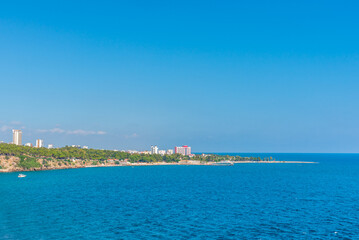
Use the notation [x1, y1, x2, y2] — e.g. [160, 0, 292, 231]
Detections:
[0, 143, 273, 171]
[0, 143, 131, 160]
[0, 143, 188, 163]
[18, 155, 42, 169]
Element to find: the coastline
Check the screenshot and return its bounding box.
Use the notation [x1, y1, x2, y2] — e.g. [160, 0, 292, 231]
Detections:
[0, 143, 318, 174]
[0, 160, 318, 173]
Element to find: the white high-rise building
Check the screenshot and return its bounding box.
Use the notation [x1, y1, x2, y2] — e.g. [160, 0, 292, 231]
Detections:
[48, 144, 54, 149]
[166, 149, 174, 155]
[175, 145, 191, 156]
[36, 139, 44, 148]
[151, 145, 159, 154]
[12, 130, 22, 145]
[25, 143, 32, 147]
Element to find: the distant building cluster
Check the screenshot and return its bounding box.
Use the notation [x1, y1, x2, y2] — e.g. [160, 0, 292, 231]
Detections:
[3, 129, 193, 156]
[4, 129, 87, 150]
[148, 145, 179, 155]
[153, 145, 191, 156]
[123, 145, 192, 156]
[9, 129, 52, 149]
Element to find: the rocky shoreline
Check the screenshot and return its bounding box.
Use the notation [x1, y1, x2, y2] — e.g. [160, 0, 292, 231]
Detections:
[0, 160, 317, 173]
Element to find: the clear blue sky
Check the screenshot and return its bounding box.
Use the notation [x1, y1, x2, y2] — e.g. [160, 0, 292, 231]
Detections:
[1, 0, 358, 152]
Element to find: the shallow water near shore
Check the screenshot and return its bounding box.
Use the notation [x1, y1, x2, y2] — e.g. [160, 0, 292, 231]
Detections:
[1, 153, 359, 239]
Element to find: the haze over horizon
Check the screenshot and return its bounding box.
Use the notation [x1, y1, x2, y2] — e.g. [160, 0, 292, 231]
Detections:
[1, 1, 359, 153]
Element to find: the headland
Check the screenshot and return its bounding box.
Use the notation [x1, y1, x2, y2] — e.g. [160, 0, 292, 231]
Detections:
[0, 143, 316, 173]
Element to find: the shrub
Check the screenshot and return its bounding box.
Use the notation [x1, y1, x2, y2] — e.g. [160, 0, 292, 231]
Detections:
[17, 156, 42, 169]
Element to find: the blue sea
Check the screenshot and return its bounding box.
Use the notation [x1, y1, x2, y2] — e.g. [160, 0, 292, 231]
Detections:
[1, 153, 359, 239]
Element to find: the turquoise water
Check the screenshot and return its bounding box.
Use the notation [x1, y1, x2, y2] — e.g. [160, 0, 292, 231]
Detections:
[1, 153, 359, 239]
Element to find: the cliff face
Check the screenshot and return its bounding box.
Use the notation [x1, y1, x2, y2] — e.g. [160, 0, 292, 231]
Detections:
[0, 156, 20, 172]
[0, 155, 121, 172]
[0, 155, 84, 172]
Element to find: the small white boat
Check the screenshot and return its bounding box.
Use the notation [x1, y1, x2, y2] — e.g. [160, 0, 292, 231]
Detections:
[18, 174, 26, 178]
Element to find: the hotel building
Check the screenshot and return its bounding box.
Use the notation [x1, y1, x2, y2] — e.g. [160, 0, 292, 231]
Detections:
[36, 139, 44, 148]
[151, 145, 159, 154]
[12, 129, 22, 145]
[175, 145, 191, 156]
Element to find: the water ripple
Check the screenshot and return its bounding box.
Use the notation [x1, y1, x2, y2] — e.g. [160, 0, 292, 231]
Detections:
[1, 155, 359, 239]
